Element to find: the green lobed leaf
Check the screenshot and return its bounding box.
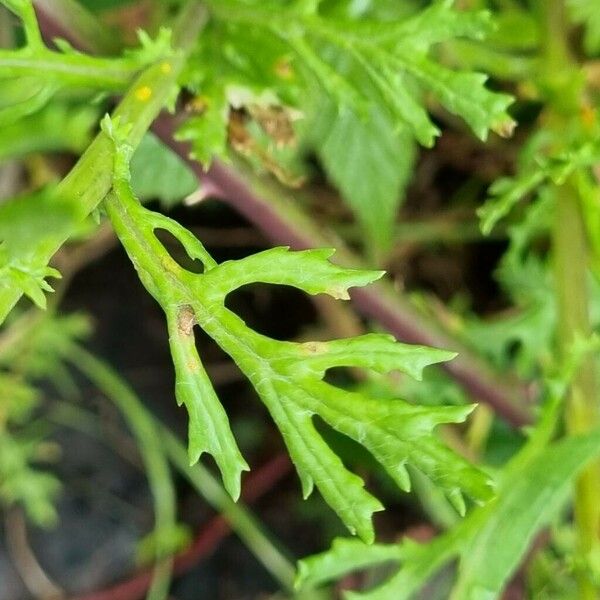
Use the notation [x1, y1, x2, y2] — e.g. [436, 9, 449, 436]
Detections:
[296, 537, 403, 591]
[303, 99, 416, 255]
[0, 433, 61, 527]
[449, 430, 600, 599]
[0, 320, 84, 509]
[463, 197, 556, 378]
[0, 312, 91, 394]
[478, 136, 600, 234]
[175, 85, 230, 167]
[200, 245, 384, 299]
[0, 1, 171, 124]
[297, 421, 600, 599]
[478, 171, 546, 235]
[102, 115, 492, 542]
[165, 305, 249, 500]
[0, 374, 39, 424]
[0, 103, 97, 160]
[0, 189, 82, 314]
[180, 0, 514, 256]
[400, 55, 513, 141]
[129, 132, 199, 207]
[0, 254, 62, 311]
[249, 1, 514, 142]
[295, 333, 456, 381]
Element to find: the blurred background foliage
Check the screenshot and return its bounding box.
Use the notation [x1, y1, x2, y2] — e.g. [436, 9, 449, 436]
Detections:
[2, 0, 600, 598]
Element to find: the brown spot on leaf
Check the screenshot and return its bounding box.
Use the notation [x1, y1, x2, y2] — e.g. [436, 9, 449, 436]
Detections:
[178, 304, 196, 336]
[274, 57, 295, 80]
[249, 104, 297, 148]
[301, 341, 328, 354]
[186, 95, 210, 115]
[493, 117, 516, 139]
[227, 109, 306, 188]
[186, 359, 199, 373]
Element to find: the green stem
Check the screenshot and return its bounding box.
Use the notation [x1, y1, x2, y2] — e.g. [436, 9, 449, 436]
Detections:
[48, 377, 300, 595]
[2, 0, 44, 49]
[64, 345, 177, 600]
[0, 0, 208, 324]
[537, 0, 570, 67]
[0, 49, 141, 89]
[553, 181, 600, 597]
[56, 0, 206, 223]
[160, 428, 298, 593]
[539, 0, 600, 594]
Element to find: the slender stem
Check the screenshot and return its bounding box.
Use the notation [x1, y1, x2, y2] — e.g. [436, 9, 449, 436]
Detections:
[4, 509, 64, 599]
[536, 0, 571, 76]
[50, 389, 299, 595]
[0, 49, 141, 88]
[553, 181, 600, 597]
[65, 345, 177, 600]
[161, 428, 297, 592]
[539, 0, 600, 594]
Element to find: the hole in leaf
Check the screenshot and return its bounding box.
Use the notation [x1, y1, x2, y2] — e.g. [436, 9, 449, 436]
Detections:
[190, 320, 229, 366]
[224, 283, 317, 341]
[313, 415, 376, 472]
[505, 339, 522, 361]
[322, 366, 359, 388]
[154, 228, 205, 274]
[166, 201, 267, 261]
[190, 322, 245, 387]
[312, 416, 428, 524]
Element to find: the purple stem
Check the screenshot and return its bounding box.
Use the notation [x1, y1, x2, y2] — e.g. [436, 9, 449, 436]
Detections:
[33, 0, 119, 54]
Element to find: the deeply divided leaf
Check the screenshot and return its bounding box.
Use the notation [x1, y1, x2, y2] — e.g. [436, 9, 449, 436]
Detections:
[297, 427, 600, 598]
[102, 116, 493, 541]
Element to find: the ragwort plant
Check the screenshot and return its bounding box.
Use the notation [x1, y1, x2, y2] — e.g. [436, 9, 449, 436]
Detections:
[2, 0, 600, 598]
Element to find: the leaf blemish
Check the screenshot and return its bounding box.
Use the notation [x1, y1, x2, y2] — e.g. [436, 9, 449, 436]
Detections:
[135, 85, 152, 101]
[302, 341, 328, 354]
[177, 304, 196, 336]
